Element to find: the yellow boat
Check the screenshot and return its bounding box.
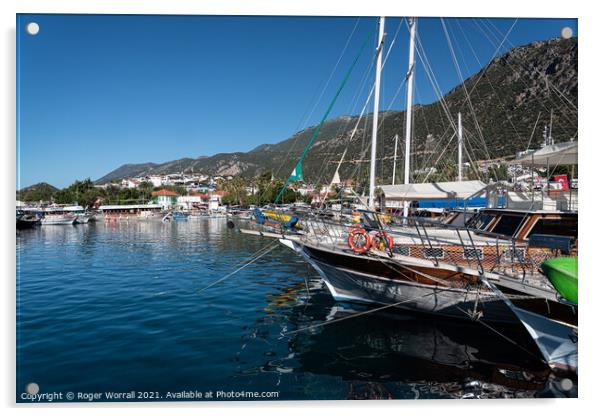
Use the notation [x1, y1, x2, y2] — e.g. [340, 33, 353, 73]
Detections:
[263, 210, 303, 229]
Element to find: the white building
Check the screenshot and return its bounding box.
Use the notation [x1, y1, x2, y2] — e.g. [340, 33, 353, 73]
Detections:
[148, 175, 164, 187]
[176, 195, 203, 210]
[151, 189, 178, 209]
[121, 178, 140, 189]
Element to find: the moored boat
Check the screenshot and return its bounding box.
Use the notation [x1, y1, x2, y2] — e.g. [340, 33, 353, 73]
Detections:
[173, 211, 191, 220]
[40, 213, 77, 225]
[233, 15, 578, 375]
[541, 257, 578, 304]
[62, 205, 94, 224]
[16, 210, 40, 229]
[23, 205, 88, 225]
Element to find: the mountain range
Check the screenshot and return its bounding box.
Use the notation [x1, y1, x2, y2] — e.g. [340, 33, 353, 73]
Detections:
[95, 36, 577, 186]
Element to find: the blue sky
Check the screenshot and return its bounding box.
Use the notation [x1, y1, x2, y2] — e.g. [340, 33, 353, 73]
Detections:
[16, 14, 577, 188]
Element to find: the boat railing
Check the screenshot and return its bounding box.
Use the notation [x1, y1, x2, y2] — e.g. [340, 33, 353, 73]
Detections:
[283, 208, 551, 278]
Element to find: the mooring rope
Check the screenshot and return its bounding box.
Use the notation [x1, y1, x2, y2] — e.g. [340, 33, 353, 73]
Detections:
[281, 291, 438, 337]
[454, 306, 548, 364]
[198, 239, 280, 293]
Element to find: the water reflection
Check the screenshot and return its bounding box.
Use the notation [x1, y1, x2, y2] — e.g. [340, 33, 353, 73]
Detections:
[240, 274, 574, 399]
[17, 220, 575, 400]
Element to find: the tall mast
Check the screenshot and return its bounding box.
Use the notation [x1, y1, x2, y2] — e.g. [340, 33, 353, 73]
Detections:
[549, 109, 554, 145]
[458, 112, 463, 181]
[392, 134, 399, 185]
[368, 17, 385, 210]
[403, 17, 417, 217]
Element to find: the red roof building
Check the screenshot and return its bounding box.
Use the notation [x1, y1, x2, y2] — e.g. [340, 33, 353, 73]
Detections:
[151, 189, 179, 197]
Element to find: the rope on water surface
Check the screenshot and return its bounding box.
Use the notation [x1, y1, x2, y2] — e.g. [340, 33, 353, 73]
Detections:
[198, 240, 281, 293]
[281, 291, 439, 337]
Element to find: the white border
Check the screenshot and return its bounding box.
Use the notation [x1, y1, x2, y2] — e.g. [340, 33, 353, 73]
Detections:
[3, 1, 600, 415]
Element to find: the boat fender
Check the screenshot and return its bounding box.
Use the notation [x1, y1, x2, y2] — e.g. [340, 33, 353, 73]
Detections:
[371, 231, 394, 251]
[347, 228, 372, 254]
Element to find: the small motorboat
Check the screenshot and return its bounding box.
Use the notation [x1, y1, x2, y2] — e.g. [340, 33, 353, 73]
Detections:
[541, 257, 578, 304]
[16, 211, 40, 229]
[173, 211, 191, 220]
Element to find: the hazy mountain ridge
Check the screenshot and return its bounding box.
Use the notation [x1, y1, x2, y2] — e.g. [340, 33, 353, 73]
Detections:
[95, 37, 577, 185]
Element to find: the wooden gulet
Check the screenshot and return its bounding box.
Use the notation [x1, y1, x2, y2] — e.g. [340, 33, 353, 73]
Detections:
[231, 16, 578, 374]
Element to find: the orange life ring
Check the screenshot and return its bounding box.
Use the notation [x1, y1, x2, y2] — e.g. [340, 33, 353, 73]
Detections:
[348, 228, 372, 254]
[371, 231, 394, 251]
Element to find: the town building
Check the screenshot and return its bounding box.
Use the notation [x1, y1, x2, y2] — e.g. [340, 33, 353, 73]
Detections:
[121, 178, 140, 189]
[148, 175, 164, 187]
[151, 189, 178, 209]
[176, 193, 203, 210]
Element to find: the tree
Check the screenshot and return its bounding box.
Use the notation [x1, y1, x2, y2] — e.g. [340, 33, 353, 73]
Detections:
[66, 178, 94, 196]
[104, 185, 121, 204]
[138, 181, 154, 202]
[53, 188, 75, 204]
[223, 177, 246, 206]
[221, 194, 236, 206]
[118, 188, 141, 203]
[16, 183, 57, 202]
[79, 188, 105, 208]
[487, 164, 509, 182]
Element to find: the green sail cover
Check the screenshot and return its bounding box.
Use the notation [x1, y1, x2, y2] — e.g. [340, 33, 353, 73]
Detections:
[288, 161, 303, 182]
[541, 257, 578, 304]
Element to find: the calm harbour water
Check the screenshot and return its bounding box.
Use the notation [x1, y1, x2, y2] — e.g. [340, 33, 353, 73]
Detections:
[16, 219, 574, 401]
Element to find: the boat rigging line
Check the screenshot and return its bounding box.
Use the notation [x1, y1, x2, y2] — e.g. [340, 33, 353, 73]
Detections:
[274, 22, 378, 204]
[257, 17, 363, 204]
[482, 18, 578, 115]
[471, 19, 577, 143]
[309, 18, 406, 194]
[441, 18, 496, 180]
[452, 19, 524, 146]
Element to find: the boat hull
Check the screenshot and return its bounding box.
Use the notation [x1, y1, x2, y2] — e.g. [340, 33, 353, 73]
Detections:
[281, 237, 578, 373]
[16, 217, 40, 229]
[512, 306, 578, 373]
[40, 215, 76, 225]
[75, 214, 92, 224]
[173, 213, 190, 220]
[541, 257, 578, 304]
[286, 240, 518, 324]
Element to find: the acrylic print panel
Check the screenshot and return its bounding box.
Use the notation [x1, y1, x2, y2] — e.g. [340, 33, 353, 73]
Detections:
[16, 13, 578, 403]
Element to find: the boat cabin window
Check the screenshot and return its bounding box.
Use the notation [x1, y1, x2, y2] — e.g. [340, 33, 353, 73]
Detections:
[490, 214, 524, 237]
[444, 211, 477, 227]
[467, 213, 495, 230]
[527, 217, 578, 239]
